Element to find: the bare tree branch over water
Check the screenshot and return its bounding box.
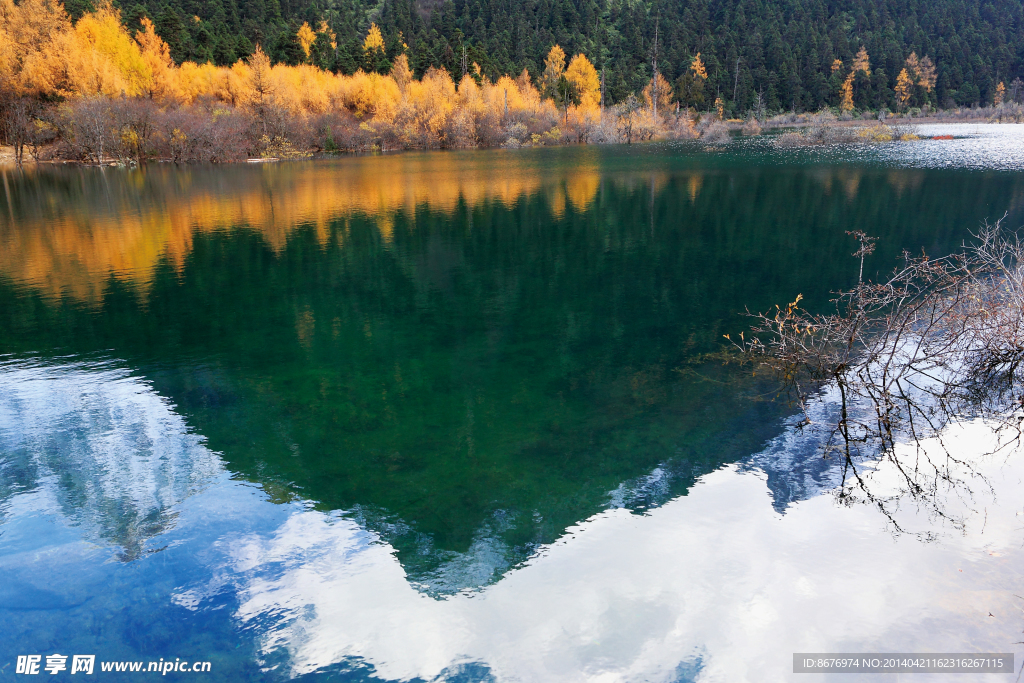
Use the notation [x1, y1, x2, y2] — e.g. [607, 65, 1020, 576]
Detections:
[731, 217, 1024, 529]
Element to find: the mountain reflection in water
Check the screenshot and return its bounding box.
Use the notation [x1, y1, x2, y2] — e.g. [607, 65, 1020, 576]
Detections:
[2, 132, 1024, 680]
[1, 360, 1021, 682]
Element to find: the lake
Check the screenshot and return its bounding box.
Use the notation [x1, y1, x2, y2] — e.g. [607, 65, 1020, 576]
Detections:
[2, 125, 1024, 681]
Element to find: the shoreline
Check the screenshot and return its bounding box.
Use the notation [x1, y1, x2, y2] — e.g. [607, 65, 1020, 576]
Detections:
[1, 118, 1017, 168]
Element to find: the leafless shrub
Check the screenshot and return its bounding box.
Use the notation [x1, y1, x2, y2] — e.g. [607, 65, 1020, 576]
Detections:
[563, 112, 597, 144]
[473, 111, 502, 147]
[888, 121, 920, 141]
[694, 114, 730, 144]
[501, 121, 529, 148]
[442, 108, 477, 148]
[662, 112, 697, 140]
[774, 110, 860, 147]
[700, 121, 730, 144]
[370, 114, 412, 151]
[242, 103, 304, 157]
[0, 95, 39, 165]
[732, 219, 1024, 528]
[158, 107, 248, 163]
[56, 97, 115, 163]
[26, 110, 58, 161]
[108, 97, 159, 164]
[741, 117, 762, 136]
[990, 103, 1024, 123]
[309, 110, 372, 153]
[614, 95, 655, 144]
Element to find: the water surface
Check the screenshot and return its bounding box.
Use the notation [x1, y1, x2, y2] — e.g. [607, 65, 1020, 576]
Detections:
[2, 127, 1024, 681]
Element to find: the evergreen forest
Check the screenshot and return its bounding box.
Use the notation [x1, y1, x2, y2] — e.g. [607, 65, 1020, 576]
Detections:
[101, 0, 1024, 113]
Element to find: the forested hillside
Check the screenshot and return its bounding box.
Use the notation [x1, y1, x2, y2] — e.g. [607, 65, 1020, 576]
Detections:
[103, 0, 1023, 113]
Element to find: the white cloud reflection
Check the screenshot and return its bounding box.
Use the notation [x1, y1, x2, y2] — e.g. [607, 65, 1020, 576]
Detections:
[200, 421, 1024, 682]
[2, 360, 1020, 682]
[0, 358, 223, 559]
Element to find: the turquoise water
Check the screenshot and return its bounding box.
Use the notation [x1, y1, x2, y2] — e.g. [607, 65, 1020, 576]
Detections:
[2, 127, 1024, 681]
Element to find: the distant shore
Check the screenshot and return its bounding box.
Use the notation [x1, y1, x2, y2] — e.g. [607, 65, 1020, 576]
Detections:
[1, 113, 1020, 169]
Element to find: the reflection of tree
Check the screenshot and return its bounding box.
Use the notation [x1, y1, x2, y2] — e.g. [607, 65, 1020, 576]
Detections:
[736, 218, 1024, 530]
[5, 162, 1024, 575]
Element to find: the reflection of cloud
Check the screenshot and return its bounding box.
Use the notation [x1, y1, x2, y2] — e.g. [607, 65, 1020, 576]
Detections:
[175, 421, 1024, 682]
[0, 359, 223, 560]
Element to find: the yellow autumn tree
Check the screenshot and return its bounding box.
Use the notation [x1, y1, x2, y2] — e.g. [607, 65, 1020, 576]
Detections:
[0, 0, 72, 94]
[69, 0, 152, 96]
[136, 17, 176, 101]
[643, 73, 673, 116]
[401, 66, 456, 145]
[297, 22, 316, 61]
[995, 81, 1006, 106]
[917, 56, 936, 92]
[840, 72, 855, 111]
[245, 43, 275, 134]
[564, 53, 600, 111]
[363, 23, 385, 53]
[835, 46, 869, 112]
[905, 52, 920, 79]
[894, 68, 913, 111]
[390, 53, 412, 92]
[541, 44, 566, 98]
[344, 70, 400, 119]
[852, 46, 870, 75]
[904, 52, 936, 96]
[691, 52, 707, 80]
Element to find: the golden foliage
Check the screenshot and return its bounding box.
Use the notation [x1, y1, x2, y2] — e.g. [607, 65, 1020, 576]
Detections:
[690, 53, 707, 80]
[905, 52, 919, 78]
[362, 23, 384, 54]
[917, 56, 936, 92]
[565, 53, 600, 110]
[830, 58, 843, 74]
[894, 68, 913, 109]
[0, 0, 67, 91]
[852, 46, 870, 75]
[136, 17, 175, 100]
[642, 73, 672, 112]
[11, 0, 150, 97]
[903, 52, 935, 92]
[71, 1, 151, 96]
[390, 53, 412, 92]
[245, 45, 273, 106]
[0, 154, 600, 301]
[541, 44, 566, 95]
[297, 22, 316, 60]
[840, 72, 855, 111]
[995, 81, 1006, 106]
[0, 0, 566, 154]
